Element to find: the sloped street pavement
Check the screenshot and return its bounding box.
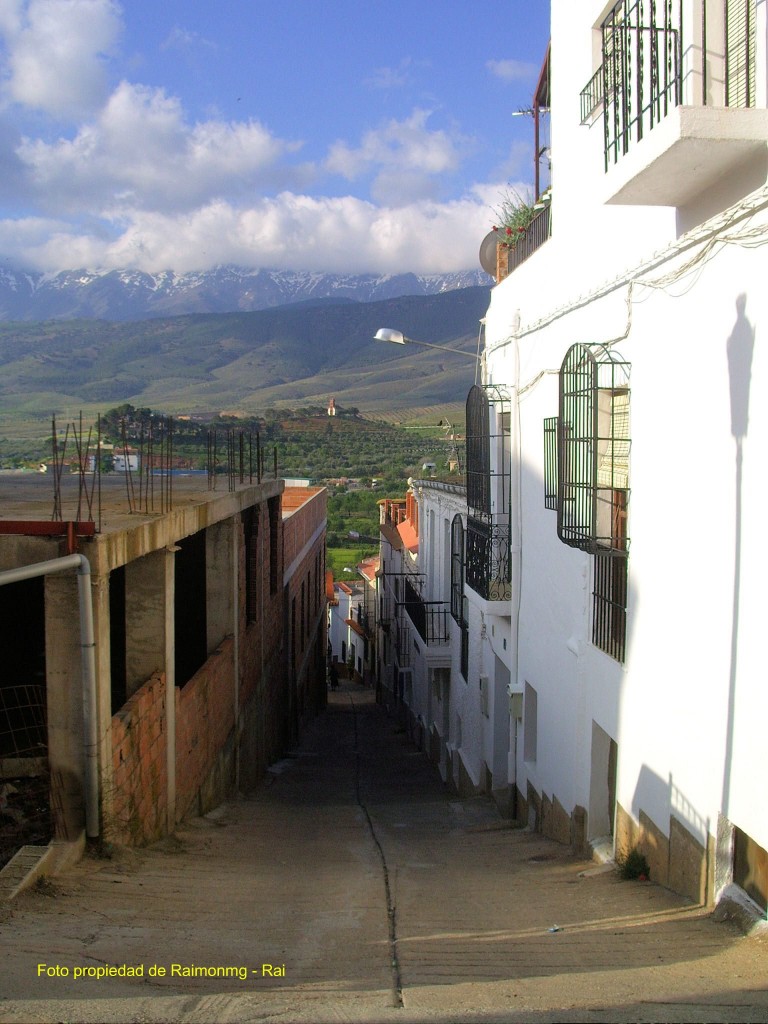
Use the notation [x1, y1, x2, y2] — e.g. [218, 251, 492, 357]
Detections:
[1, 682, 766, 1024]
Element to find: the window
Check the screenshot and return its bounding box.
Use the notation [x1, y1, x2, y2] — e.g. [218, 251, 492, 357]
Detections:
[243, 505, 259, 622]
[726, 0, 756, 108]
[593, 545, 628, 663]
[557, 343, 630, 554]
[174, 529, 207, 686]
[450, 514, 464, 624]
[466, 385, 491, 515]
[557, 342, 630, 662]
[450, 514, 469, 679]
[599, 0, 681, 169]
[543, 416, 558, 510]
[465, 384, 512, 600]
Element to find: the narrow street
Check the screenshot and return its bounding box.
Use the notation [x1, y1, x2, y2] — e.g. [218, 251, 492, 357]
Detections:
[1, 682, 766, 1024]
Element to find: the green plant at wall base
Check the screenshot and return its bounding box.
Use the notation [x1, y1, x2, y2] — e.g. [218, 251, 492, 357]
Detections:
[492, 189, 536, 248]
[618, 846, 650, 881]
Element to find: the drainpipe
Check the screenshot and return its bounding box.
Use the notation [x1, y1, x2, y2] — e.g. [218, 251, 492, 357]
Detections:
[0, 553, 99, 840]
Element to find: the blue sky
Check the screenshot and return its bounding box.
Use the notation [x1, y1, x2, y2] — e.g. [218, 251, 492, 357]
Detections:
[0, 1, 550, 275]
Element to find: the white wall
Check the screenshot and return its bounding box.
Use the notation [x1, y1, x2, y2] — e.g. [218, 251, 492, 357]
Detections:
[481, 0, 768, 860]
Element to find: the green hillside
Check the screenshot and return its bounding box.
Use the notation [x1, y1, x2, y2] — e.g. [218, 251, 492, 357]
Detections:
[0, 287, 489, 418]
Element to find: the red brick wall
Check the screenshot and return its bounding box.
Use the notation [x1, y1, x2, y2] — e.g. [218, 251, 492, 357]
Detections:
[109, 672, 167, 845]
[282, 487, 326, 571]
[106, 488, 326, 845]
[175, 636, 236, 822]
[283, 489, 327, 730]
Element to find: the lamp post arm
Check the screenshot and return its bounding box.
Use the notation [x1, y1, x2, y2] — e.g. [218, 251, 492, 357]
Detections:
[373, 328, 480, 363]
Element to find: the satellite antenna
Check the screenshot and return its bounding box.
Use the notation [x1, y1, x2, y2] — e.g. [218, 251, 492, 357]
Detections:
[479, 230, 499, 277]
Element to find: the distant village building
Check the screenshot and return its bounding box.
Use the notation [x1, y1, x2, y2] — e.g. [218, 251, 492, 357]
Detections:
[112, 451, 139, 473]
[327, 397, 336, 417]
[327, 556, 378, 686]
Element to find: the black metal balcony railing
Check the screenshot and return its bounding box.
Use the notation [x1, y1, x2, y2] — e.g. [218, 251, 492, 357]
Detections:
[582, 0, 758, 170]
[498, 202, 551, 280]
[401, 600, 450, 646]
[399, 577, 450, 646]
[465, 516, 511, 602]
[603, 0, 681, 169]
[354, 604, 372, 636]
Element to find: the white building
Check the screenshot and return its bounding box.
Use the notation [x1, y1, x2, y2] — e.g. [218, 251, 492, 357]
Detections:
[480, 0, 768, 916]
[386, 0, 768, 922]
[327, 557, 378, 682]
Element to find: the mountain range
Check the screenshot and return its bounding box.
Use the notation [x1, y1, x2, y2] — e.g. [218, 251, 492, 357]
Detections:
[0, 285, 491, 417]
[0, 265, 491, 322]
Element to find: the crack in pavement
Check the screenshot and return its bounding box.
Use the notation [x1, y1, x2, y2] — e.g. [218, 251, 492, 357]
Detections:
[348, 692, 404, 1010]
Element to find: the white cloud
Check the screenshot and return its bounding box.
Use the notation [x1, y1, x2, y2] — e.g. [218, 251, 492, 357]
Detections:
[0, 17, 495, 278]
[160, 26, 217, 56]
[325, 109, 471, 208]
[1, 0, 122, 117]
[364, 57, 421, 90]
[16, 81, 304, 212]
[486, 58, 538, 83]
[0, 191, 496, 276]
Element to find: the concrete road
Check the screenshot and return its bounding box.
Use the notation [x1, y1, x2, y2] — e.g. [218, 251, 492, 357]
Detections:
[1, 684, 766, 1023]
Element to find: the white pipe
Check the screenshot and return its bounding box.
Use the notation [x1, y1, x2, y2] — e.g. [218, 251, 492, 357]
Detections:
[0, 553, 99, 840]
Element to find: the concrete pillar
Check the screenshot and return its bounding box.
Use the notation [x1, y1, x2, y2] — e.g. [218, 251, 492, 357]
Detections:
[164, 548, 176, 833]
[91, 572, 114, 832]
[125, 550, 167, 698]
[45, 572, 85, 840]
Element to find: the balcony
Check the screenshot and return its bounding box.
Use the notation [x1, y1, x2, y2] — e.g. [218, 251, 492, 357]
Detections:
[354, 603, 373, 637]
[399, 577, 450, 646]
[582, 0, 768, 207]
[465, 516, 511, 602]
[495, 200, 552, 281]
[401, 599, 450, 647]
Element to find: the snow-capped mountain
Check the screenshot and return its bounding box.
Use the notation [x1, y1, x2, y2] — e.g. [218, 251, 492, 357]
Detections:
[0, 265, 492, 321]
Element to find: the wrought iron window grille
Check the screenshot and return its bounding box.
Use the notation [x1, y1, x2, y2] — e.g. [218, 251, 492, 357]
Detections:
[555, 342, 631, 662]
[465, 384, 513, 601]
[581, 1, 757, 164]
[557, 343, 631, 555]
[593, 548, 629, 662]
[450, 513, 465, 624]
[543, 416, 559, 510]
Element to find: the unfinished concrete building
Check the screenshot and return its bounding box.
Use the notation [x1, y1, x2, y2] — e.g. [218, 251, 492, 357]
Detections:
[0, 474, 326, 877]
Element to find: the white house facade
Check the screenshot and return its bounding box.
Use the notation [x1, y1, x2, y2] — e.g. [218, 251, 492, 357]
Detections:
[467, 0, 768, 917]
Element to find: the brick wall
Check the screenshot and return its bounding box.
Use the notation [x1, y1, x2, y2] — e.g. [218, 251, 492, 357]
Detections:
[175, 636, 236, 822]
[282, 487, 326, 571]
[109, 672, 167, 845]
[105, 488, 325, 845]
[283, 488, 327, 732]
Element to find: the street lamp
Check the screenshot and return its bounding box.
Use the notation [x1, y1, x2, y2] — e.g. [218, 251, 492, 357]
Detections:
[374, 327, 481, 364]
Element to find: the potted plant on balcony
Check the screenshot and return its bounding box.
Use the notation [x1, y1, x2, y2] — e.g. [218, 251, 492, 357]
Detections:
[492, 188, 536, 282]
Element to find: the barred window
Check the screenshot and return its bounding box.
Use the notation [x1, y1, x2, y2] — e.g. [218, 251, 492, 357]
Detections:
[557, 343, 630, 554]
[450, 514, 464, 624]
[466, 385, 491, 515]
[726, 0, 756, 108]
[557, 342, 630, 663]
[543, 416, 558, 510]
